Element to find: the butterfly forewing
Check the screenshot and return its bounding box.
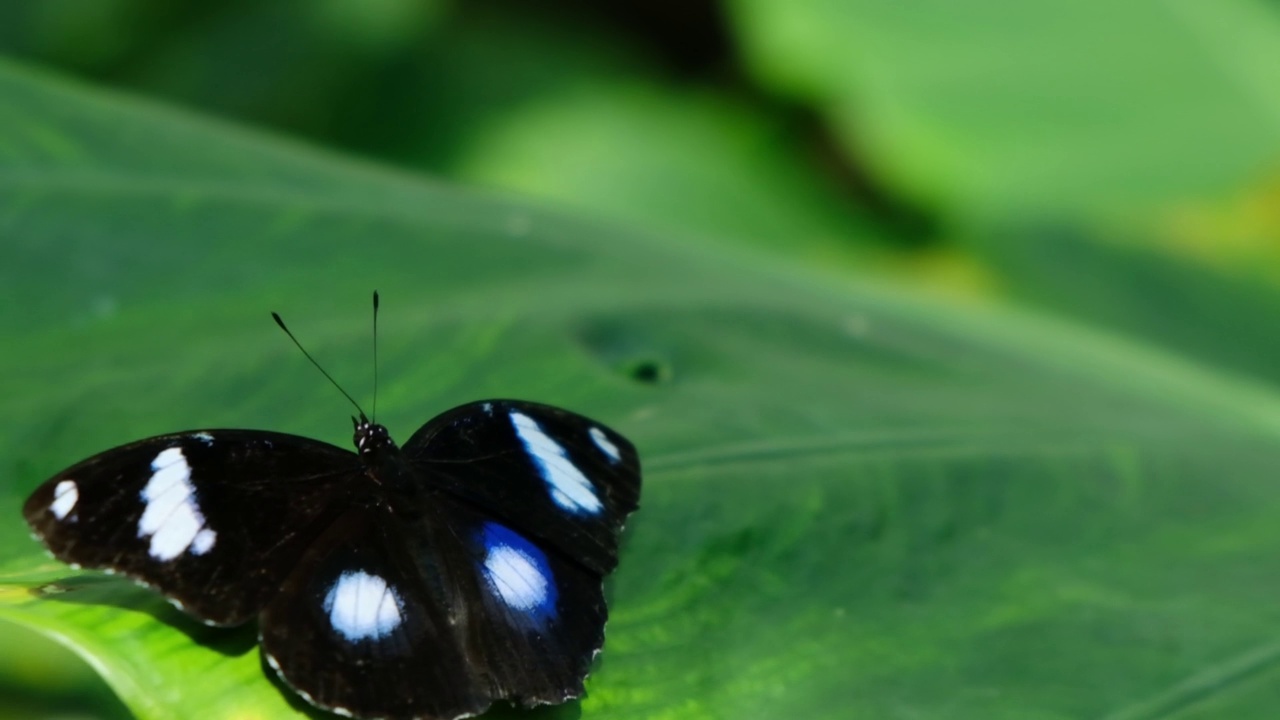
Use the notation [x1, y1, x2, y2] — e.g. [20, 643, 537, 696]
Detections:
[24, 430, 361, 625]
[403, 400, 641, 576]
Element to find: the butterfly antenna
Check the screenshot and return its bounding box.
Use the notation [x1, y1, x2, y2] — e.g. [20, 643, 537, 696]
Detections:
[372, 290, 380, 423]
[272, 311, 368, 421]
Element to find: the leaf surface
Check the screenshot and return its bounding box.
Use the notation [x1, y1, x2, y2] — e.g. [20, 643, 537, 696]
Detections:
[3, 60, 1280, 720]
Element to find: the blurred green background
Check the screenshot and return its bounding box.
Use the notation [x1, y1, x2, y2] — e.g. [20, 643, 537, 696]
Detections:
[5, 0, 1280, 351]
[2, 1, 1280, 719]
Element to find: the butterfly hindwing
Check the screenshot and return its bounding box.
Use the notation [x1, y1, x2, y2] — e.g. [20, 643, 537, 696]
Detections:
[403, 400, 642, 576]
[261, 498, 610, 719]
[260, 507, 482, 720]
[23, 430, 361, 625]
[432, 499, 610, 708]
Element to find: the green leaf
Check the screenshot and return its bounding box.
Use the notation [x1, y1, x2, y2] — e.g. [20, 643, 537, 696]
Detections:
[452, 80, 884, 268]
[0, 620, 129, 719]
[726, 0, 1280, 217]
[4, 58, 1280, 720]
[970, 216, 1280, 391]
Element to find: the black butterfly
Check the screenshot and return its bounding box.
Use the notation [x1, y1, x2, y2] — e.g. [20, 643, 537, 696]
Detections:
[22, 297, 642, 720]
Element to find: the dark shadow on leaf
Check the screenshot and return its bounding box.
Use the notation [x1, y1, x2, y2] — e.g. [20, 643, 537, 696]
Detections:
[32, 575, 258, 656]
[259, 657, 336, 720]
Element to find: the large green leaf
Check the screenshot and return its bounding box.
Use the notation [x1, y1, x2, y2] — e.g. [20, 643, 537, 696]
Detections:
[966, 216, 1280, 391]
[726, 0, 1280, 218]
[4, 58, 1280, 720]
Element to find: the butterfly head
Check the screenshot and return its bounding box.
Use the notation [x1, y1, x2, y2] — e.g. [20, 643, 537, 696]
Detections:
[353, 416, 396, 458]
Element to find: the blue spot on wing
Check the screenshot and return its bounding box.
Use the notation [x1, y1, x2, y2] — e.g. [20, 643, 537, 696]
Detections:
[478, 522, 559, 624]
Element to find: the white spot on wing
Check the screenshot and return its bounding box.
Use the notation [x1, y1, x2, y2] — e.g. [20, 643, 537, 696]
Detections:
[191, 528, 217, 554]
[50, 480, 78, 520]
[510, 411, 603, 514]
[323, 570, 404, 641]
[137, 447, 217, 561]
[484, 545, 549, 611]
[588, 427, 621, 463]
[193, 432, 214, 445]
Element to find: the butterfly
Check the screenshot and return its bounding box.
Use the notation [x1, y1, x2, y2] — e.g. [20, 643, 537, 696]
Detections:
[22, 294, 642, 720]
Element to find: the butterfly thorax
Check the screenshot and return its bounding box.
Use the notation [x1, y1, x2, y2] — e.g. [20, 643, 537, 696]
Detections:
[353, 418, 396, 458]
[353, 418, 427, 501]
[353, 419, 404, 487]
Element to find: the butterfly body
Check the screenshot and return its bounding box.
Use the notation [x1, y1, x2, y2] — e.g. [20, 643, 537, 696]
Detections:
[25, 399, 641, 720]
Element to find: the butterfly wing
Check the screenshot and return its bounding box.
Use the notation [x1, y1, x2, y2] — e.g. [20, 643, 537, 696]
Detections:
[401, 400, 642, 575]
[261, 499, 610, 719]
[260, 507, 480, 719]
[27, 401, 640, 717]
[23, 430, 362, 626]
[427, 499, 611, 709]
